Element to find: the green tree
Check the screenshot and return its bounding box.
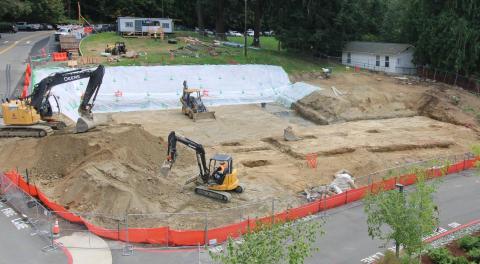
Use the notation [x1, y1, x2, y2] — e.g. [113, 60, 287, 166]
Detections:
[210, 220, 322, 264]
[364, 171, 439, 260]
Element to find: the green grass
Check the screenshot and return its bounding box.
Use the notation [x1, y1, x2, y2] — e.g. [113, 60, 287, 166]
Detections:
[80, 32, 339, 75]
[227, 36, 280, 51]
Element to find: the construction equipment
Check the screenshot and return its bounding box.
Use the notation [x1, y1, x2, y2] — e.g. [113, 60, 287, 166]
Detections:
[0, 65, 105, 137]
[105, 42, 127, 56]
[162, 131, 244, 202]
[322, 68, 332, 79]
[180, 81, 216, 121]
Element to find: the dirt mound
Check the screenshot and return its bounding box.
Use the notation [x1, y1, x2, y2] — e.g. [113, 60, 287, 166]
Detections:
[294, 73, 480, 129]
[0, 124, 196, 218]
[293, 86, 417, 125]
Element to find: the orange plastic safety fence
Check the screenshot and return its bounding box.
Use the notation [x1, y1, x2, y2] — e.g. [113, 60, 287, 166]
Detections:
[2, 157, 477, 246]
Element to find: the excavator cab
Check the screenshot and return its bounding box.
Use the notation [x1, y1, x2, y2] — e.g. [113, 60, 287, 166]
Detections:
[208, 154, 242, 192]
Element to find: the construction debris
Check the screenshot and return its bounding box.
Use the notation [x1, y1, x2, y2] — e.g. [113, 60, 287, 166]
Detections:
[301, 169, 357, 201]
[331, 86, 345, 96]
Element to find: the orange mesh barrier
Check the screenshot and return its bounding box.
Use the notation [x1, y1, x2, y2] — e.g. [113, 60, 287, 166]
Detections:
[2, 157, 477, 246]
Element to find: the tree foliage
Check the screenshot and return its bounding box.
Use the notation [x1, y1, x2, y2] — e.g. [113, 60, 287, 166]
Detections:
[364, 171, 439, 257]
[0, 0, 478, 74]
[210, 220, 322, 264]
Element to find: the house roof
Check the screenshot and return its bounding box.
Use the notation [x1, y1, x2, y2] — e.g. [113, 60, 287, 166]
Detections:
[344, 41, 414, 55]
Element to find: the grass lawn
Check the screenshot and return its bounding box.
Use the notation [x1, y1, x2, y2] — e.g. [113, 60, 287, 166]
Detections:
[80, 32, 340, 75]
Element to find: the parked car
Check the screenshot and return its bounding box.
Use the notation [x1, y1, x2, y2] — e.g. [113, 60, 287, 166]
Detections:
[28, 24, 41, 31]
[54, 27, 72, 41]
[16, 22, 28, 31]
[247, 29, 254, 36]
[205, 29, 214, 36]
[263, 30, 274, 36]
[40, 24, 53, 30]
[228, 30, 243, 37]
[0, 22, 17, 33]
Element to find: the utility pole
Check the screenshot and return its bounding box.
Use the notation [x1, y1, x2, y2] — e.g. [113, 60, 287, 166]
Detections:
[395, 183, 404, 257]
[162, 0, 165, 17]
[244, 0, 247, 57]
[77, 1, 81, 25]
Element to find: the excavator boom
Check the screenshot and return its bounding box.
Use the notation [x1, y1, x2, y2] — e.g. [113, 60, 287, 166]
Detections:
[0, 65, 105, 137]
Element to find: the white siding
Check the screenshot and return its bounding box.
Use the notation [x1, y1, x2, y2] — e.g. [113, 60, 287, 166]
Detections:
[118, 18, 135, 32]
[117, 18, 174, 33]
[342, 50, 415, 75]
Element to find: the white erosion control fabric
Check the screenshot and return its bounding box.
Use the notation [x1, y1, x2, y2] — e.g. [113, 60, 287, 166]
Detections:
[32, 65, 320, 122]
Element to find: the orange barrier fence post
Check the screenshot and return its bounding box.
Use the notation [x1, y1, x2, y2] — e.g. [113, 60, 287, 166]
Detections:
[306, 153, 318, 169]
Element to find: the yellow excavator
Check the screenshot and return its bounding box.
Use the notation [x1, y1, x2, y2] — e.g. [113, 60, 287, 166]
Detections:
[162, 131, 244, 202]
[0, 65, 105, 137]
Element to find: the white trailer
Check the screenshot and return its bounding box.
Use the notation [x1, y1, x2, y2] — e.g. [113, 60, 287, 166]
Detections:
[117, 17, 174, 36]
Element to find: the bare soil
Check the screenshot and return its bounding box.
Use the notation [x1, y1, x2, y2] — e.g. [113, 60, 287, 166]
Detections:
[0, 71, 479, 229]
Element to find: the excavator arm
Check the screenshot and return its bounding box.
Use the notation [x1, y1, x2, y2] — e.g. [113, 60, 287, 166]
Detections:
[27, 65, 105, 132]
[28, 65, 104, 118]
[164, 131, 210, 183]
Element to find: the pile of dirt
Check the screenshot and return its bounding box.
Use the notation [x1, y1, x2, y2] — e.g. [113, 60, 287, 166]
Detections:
[0, 124, 197, 219]
[293, 72, 480, 129]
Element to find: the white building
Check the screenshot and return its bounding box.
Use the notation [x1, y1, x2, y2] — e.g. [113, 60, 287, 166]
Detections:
[116, 17, 174, 35]
[342, 41, 416, 75]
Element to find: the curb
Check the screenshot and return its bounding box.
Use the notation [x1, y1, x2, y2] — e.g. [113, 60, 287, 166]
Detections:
[425, 218, 480, 243]
[54, 240, 73, 264]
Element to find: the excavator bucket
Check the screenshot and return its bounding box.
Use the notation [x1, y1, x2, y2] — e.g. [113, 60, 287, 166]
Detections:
[193, 111, 216, 121]
[76, 116, 96, 133]
[160, 160, 173, 176]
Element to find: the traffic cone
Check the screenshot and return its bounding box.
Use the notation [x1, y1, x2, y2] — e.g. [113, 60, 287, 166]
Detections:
[52, 219, 60, 237]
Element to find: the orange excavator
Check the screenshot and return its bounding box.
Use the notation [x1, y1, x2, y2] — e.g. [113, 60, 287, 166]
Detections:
[162, 131, 244, 202]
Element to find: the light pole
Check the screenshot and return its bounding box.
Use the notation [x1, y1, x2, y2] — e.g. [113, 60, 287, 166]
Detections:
[395, 183, 404, 257]
[244, 0, 247, 57]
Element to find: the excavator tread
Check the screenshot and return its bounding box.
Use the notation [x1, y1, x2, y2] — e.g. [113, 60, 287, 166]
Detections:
[0, 125, 54, 138]
[195, 185, 232, 202]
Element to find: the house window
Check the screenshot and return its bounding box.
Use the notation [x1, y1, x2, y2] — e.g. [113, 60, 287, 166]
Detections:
[397, 58, 400, 65]
[142, 20, 160, 26]
[347, 52, 351, 63]
[385, 56, 390, 67]
[376, 55, 380, 67]
[125, 22, 133, 27]
[162, 23, 170, 29]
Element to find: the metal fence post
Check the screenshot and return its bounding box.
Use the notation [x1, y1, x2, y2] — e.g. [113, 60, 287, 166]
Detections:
[271, 198, 275, 224]
[204, 212, 208, 246]
[122, 214, 132, 256]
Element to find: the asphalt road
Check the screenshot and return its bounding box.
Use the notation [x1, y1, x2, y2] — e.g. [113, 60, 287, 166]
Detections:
[0, 201, 66, 264]
[0, 170, 478, 264]
[0, 31, 54, 99]
[112, 170, 480, 264]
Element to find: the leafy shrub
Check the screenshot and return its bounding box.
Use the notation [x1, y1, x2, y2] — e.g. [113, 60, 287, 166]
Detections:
[428, 248, 454, 264]
[376, 250, 401, 264]
[452, 256, 470, 264]
[458, 235, 479, 251]
[467, 248, 480, 262]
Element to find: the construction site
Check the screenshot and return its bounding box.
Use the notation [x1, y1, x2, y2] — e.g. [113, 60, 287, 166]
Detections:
[1, 65, 479, 231]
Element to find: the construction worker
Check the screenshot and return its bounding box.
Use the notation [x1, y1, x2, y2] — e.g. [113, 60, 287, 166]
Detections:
[182, 81, 190, 103]
[213, 161, 228, 185]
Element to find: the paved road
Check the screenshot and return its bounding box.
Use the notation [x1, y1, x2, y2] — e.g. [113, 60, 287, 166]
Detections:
[0, 31, 54, 99]
[0, 201, 66, 264]
[0, 170, 478, 263]
[112, 170, 480, 264]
